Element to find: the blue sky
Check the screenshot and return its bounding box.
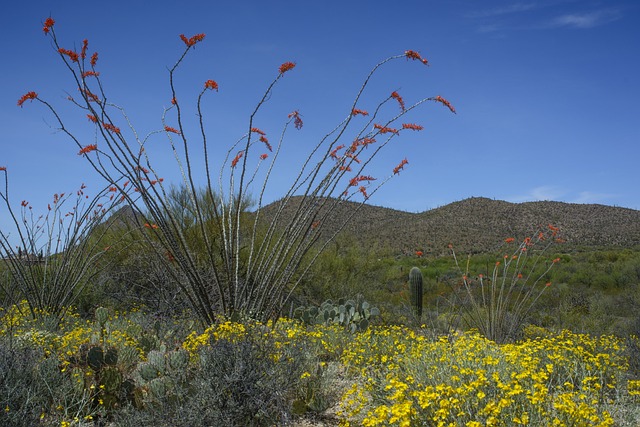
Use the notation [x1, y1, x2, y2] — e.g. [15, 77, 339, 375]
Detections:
[1, 0, 639, 223]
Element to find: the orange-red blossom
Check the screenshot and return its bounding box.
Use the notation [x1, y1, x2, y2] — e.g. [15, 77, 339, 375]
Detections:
[279, 62, 296, 74]
[352, 108, 369, 116]
[204, 80, 218, 91]
[404, 50, 429, 65]
[58, 48, 79, 62]
[288, 110, 303, 129]
[374, 124, 399, 134]
[349, 175, 376, 187]
[231, 151, 244, 168]
[102, 123, 120, 134]
[164, 126, 181, 134]
[259, 136, 272, 152]
[393, 158, 409, 175]
[435, 95, 456, 114]
[17, 91, 38, 107]
[180, 33, 206, 47]
[78, 144, 97, 155]
[391, 91, 405, 112]
[42, 17, 55, 34]
[402, 123, 423, 131]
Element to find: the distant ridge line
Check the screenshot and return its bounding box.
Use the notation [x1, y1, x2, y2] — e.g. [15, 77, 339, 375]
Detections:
[259, 196, 640, 254]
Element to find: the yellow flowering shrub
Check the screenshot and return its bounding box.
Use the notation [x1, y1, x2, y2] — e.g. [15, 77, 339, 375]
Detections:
[339, 327, 626, 426]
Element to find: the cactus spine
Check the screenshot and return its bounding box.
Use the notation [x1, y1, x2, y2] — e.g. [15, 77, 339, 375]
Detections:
[409, 267, 423, 319]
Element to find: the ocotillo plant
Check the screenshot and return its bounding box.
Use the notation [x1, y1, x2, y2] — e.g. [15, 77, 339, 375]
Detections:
[450, 226, 563, 343]
[0, 171, 121, 320]
[19, 17, 455, 324]
[409, 267, 424, 319]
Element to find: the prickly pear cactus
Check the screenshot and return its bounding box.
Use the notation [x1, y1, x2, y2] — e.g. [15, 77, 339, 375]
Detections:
[293, 294, 380, 333]
[135, 348, 191, 405]
[65, 344, 135, 411]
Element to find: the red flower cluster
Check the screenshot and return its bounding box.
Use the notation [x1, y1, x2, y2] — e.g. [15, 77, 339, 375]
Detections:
[391, 91, 405, 112]
[81, 71, 100, 78]
[80, 88, 100, 103]
[231, 151, 244, 168]
[102, 123, 120, 134]
[348, 175, 376, 187]
[251, 127, 266, 135]
[351, 108, 369, 116]
[402, 123, 423, 131]
[42, 17, 55, 34]
[87, 114, 98, 123]
[164, 126, 181, 134]
[180, 33, 206, 47]
[81, 39, 89, 60]
[78, 144, 97, 155]
[415, 251, 423, 257]
[355, 137, 376, 148]
[204, 80, 218, 91]
[288, 110, 303, 129]
[359, 186, 369, 199]
[260, 153, 269, 160]
[90, 52, 98, 67]
[17, 91, 37, 107]
[329, 144, 345, 160]
[504, 237, 515, 243]
[374, 124, 399, 134]
[58, 48, 79, 62]
[404, 50, 429, 66]
[260, 135, 272, 152]
[0, 166, 6, 172]
[435, 95, 456, 114]
[393, 158, 408, 175]
[279, 62, 296, 74]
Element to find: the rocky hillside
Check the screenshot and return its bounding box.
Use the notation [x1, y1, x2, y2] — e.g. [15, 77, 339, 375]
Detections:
[260, 197, 640, 255]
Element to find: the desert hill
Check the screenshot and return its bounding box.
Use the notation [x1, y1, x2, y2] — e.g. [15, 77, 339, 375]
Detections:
[260, 196, 640, 254]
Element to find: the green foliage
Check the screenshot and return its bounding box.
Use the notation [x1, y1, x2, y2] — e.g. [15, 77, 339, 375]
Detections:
[293, 295, 380, 333]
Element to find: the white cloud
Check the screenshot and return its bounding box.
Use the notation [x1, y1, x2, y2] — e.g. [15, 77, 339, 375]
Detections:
[508, 185, 566, 203]
[468, 3, 537, 19]
[570, 191, 616, 204]
[507, 187, 617, 205]
[548, 9, 622, 29]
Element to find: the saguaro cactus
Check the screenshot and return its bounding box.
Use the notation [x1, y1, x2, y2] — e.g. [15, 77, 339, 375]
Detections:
[409, 267, 423, 318]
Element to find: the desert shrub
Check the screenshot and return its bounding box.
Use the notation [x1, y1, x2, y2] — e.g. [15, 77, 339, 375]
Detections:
[116, 319, 323, 426]
[0, 339, 82, 427]
[0, 342, 47, 426]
